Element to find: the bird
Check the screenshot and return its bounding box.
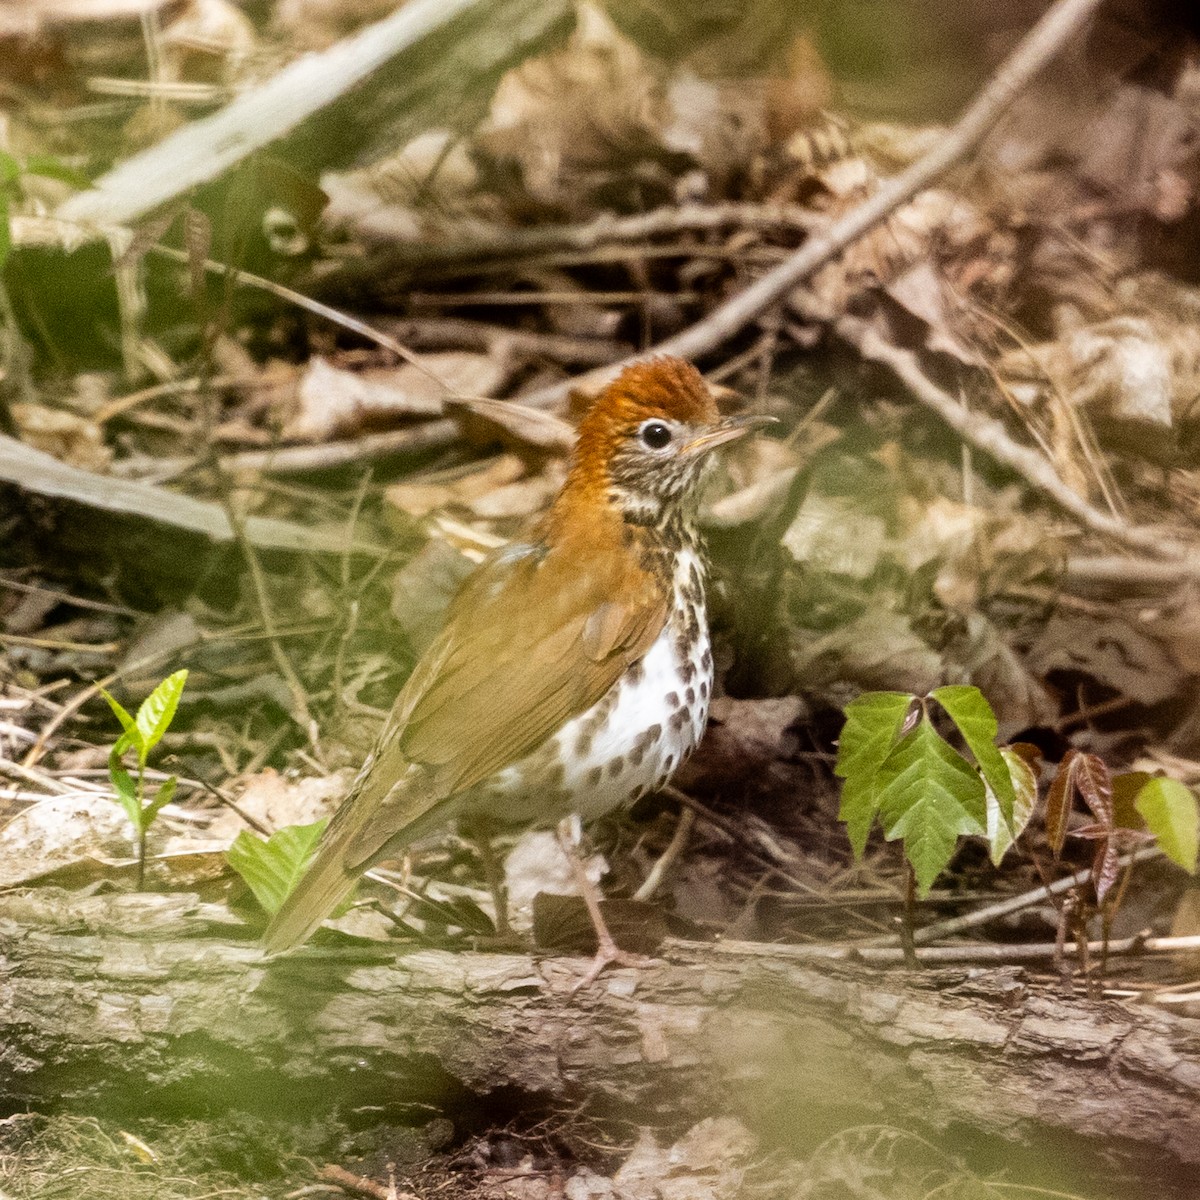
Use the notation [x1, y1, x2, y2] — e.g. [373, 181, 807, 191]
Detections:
[263, 356, 771, 977]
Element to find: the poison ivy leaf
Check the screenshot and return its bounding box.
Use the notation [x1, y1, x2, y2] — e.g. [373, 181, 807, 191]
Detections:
[875, 716, 987, 895]
[1075, 752, 1113, 827]
[1135, 778, 1199, 873]
[932, 685, 1015, 831]
[134, 669, 188, 760]
[1046, 749, 1081, 856]
[986, 744, 1040, 865]
[835, 691, 915, 856]
[227, 819, 328, 916]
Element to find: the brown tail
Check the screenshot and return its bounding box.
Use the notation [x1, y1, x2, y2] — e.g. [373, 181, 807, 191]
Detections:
[261, 745, 455, 954]
[261, 840, 363, 954]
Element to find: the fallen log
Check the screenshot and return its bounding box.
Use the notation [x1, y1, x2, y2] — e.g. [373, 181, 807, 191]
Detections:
[2, 887, 1199, 1180]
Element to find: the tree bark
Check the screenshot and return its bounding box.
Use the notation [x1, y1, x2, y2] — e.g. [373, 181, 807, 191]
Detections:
[2, 889, 1199, 1172]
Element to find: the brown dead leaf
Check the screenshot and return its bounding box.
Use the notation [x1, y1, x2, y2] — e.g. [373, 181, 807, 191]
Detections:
[285, 352, 506, 441]
[479, 4, 663, 210]
[447, 395, 576, 454]
[10, 403, 111, 471]
[160, 0, 256, 85]
[199, 768, 348, 843]
[385, 453, 527, 520]
[1031, 613, 1182, 706]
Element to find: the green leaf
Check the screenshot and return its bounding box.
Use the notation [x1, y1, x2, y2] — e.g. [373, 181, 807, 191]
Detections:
[932, 685, 1015, 831]
[143, 775, 178, 824]
[22, 155, 90, 190]
[1135, 778, 1199, 873]
[835, 691, 915, 856]
[986, 745, 1039, 865]
[108, 750, 142, 831]
[0, 192, 9, 275]
[0, 150, 19, 188]
[134, 669, 188, 758]
[226, 820, 328, 916]
[875, 717, 987, 896]
[101, 687, 138, 737]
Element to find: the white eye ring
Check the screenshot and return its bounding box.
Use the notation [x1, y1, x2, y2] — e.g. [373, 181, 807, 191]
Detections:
[639, 420, 672, 449]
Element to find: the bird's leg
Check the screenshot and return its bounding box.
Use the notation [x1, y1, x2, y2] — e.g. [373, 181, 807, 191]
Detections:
[555, 815, 653, 989]
[467, 820, 511, 938]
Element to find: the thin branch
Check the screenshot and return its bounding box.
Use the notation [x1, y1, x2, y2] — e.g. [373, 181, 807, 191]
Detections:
[322, 201, 824, 277]
[216, 491, 321, 755]
[858, 845, 1164, 948]
[514, 0, 1105, 413]
[633, 807, 695, 903]
[835, 315, 1194, 561]
[689, 930, 1200, 966]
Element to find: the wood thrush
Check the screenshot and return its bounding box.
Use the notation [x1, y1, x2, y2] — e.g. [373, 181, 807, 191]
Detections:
[263, 357, 771, 970]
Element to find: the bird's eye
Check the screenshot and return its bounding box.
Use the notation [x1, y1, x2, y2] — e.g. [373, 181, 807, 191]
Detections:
[640, 421, 672, 449]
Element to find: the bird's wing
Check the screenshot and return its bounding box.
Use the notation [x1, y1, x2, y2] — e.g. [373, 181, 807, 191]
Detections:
[263, 532, 667, 953]
[341, 534, 668, 864]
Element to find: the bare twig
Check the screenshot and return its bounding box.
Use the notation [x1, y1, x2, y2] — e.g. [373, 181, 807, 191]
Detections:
[21, 643, 205, 769]
[514, 0, 1105, 413]
[693, 930, 1191, 966]
[835, 315, 1194, 561]
[216, 492, 321, 755]
[57, 0, 569, 226]
[324, 201, 824, 278]
[858, 845, 1164, 948]
[0, 756, 74, 795]
[633, 807, 695, 902]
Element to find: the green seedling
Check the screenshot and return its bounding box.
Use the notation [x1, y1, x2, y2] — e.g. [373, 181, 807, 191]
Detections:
[102, 669, 188, 890]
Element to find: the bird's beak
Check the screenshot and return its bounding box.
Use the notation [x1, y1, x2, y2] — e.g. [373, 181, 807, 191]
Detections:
[683, 413, 777, 456]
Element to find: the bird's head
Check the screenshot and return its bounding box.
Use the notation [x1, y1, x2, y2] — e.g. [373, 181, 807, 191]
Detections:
[563, 357, 772, 527]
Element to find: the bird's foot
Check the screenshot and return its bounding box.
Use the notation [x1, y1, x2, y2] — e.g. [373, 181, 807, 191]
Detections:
[571, 933, 655, 992]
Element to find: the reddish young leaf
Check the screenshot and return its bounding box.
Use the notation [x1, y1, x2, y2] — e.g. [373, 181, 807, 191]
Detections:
[1045, 749, 1077, 857]
[1075, 752, 1114, 829]
[1092, 837, 1120, 903]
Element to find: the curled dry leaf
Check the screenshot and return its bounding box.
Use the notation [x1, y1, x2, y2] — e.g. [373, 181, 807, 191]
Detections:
[446, 395, 576, 454]
[10, 404, 111, 472]
[385, 453, 527, 520]
[284, 352, 506, 441]
[479, 3, 663, 210]
[321, 130, 484, 244]
[160, 0, 257, 85]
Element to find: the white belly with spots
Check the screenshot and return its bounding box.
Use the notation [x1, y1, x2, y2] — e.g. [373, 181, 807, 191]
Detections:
[556, 603, 711, 819]
[473, 549, 712, 825]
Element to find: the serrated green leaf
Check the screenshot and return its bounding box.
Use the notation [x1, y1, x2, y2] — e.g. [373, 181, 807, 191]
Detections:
[1135, 778, 1199, 873]
[226, 819, 329, 916]
[134, 669, 188, 758]
[875, 717, 987, 895]
[144, 775, 178, 823]
[932, 685, 1015, 831]
[835, 691, 915, 857]
[108, 751, 142, 830]
[986, 745, 1039, 865]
